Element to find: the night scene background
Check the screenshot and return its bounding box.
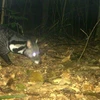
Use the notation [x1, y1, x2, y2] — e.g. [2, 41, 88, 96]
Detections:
[0, 0, 100, 99]
[0, 0, 100, 39]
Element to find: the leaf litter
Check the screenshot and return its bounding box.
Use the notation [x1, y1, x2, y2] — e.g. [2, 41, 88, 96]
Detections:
[0, 36, 100, 100]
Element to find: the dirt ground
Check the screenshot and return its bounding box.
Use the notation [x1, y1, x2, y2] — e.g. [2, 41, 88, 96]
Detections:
[0, 35, 100, 100]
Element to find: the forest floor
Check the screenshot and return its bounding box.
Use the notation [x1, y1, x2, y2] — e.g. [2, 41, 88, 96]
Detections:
[0, 34, 100, 100]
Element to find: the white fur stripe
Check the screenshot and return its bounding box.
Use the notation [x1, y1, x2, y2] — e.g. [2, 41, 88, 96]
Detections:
[9, 44, 25, 53]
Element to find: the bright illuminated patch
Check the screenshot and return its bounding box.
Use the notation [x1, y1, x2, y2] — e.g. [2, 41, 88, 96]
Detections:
[32, 52, 36, 57]
[34, 60, 39, 64]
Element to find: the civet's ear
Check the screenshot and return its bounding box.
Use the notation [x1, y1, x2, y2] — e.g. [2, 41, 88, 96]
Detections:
[27, 40, 32, 48]
[35, 39, 38, 43]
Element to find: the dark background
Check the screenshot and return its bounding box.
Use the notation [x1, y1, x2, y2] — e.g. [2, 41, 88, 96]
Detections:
[0, 0, 99, 40]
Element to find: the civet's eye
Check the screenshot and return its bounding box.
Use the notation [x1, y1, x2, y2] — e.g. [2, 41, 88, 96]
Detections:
[33, 52, 36, 57]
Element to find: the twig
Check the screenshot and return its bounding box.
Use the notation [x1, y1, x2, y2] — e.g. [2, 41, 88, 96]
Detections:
[78, 19, 100, 61]
[80, 29, 88, 38]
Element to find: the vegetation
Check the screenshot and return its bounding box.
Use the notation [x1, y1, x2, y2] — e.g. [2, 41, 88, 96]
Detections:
[0, 0, 100, 99]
